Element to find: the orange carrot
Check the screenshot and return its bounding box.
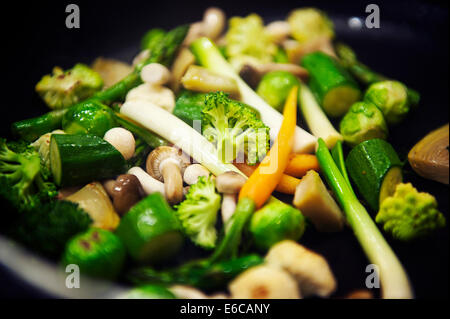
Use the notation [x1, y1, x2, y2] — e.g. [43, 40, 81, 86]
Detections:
[234, 162, 301, 195]
[285, 154, 320, 178]
[239, 86, 298, 208]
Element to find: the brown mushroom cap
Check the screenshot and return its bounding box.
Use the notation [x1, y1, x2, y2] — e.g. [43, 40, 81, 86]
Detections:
[112, 174, 142, 216]
[146, 146, 189, 182]
[215, 171, 246, 194]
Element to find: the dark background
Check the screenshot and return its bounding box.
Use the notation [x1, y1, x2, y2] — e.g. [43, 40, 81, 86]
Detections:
[1, 0, 448, 298]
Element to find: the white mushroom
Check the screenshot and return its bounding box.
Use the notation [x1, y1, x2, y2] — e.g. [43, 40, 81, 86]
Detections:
[183, 164, 210, 185]
[169, 285, 228, 299]
[126, 83, 176, 112]
[141, 63, 171, 86]
[146, 146, 190, 204]
[265, 240, 337, 298]
[228, 265, 301, 299]
[104, 127, 135, 160]
[132, 49, 150, 67]
[202, 7, 226, 40]
[128, 166, 165, 196]
[170, 48, 196, 92]
[215, 171, 247, 225]
[265, 21, 291, 44]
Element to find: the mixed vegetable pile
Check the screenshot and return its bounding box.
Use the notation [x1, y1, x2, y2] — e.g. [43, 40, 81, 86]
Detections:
[1, 7, 448, 299]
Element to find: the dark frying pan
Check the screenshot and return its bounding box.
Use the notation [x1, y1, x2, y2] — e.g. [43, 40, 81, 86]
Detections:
[0, 0, 448, 298]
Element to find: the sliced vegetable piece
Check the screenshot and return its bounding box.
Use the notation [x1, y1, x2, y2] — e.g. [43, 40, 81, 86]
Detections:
[293, 170, 345, 232]
[301, 52, 361, 117]
[346, 138, 403, 212]
[173, 90, 207, 126]
[408, 124, 449, 185]
[115, 193, 184, 264]
[50, 134, 126, 187]
[66, 182, 120, 231]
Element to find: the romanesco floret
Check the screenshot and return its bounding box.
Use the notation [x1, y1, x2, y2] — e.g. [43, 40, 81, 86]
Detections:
[202, 92, 270, 165]
[36, 63, 103, 109]
[376, 183, 446, 241]
[175, 176, 221, 249]
[225, 14, 277, 64]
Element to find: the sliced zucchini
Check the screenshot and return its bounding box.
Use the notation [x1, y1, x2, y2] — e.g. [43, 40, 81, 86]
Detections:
[301, 52, 361, 117]
[50, 134, 126, 186]
[345, 138, 403, 212]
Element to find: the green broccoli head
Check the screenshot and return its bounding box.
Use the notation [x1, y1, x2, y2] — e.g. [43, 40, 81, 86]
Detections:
[0, 139, 57, 209]
[339, 101, 389, 146]
[225, 13, 277, 64]
[202, 92, 270, 165]
[175, 176, 221, 249]
[288, 8, 335, 44]
[36, 63, 103, 110]
[376, 183, 446, 241]
[364, 80, 410, 125]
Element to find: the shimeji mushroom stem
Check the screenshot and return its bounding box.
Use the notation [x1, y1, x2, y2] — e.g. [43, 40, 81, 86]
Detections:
[161, 160, 184, 205]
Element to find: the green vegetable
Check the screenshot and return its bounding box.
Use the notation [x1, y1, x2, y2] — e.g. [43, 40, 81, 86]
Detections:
[36, 64, 103, 110]
[141, 28, 166, 51]
[115, 193, 184, 264]
[50, 134, 126, 187]
[202, 92, 270, 164]
[62, 101, 116, 137]
[122, 285, 176, 299]
[301, 52, 361, 117]
[364, 81, 410, 125]
[129, 254, 263, 290]
[331, 140, 352, 190]
[298, 82, 343, 149]
[0, 139, 57, 210]
[62, 228, 126, 280]
[31, 130, 65, 171]
[256, 71, 300, 112]
[210, 197, 256, 262]
[273, 46, 289, 63]
[225, 14, 276, 64]
[249, 199, 305, 251]
[346, 138, 403, 212]
[335, 43, 420, 107]
[175, 176, 221, 249]
[11, 109, 68, 142]
[339, 101, 388, 146]
[316, 138, 413, 298]
[191, 37, 317, 154]
[288, 8, 334, 44]
[173, 90, 207, 126]
[376, 183, 446, 241]
[5, 199, 92, 257]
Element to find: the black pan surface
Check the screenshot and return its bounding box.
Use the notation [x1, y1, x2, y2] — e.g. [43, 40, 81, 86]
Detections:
[1, 0, 448, 298]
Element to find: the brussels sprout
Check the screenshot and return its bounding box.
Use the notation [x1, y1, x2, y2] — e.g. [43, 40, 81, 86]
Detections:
[364, 80, 410, 125]
[249, 199, 305, 251]
[287, 8, 335, 44]
[339, 101, 388, 146]
[36, 64, 103, 110]
[61, 228, 126, 280]
[256, 71, 300, 112]
[62, 101, 116, 137]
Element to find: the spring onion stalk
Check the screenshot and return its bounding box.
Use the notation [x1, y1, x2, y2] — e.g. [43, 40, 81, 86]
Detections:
[316, 138, 413, 299]
[299, 83, 343, 149]
[120, 99, 242, 177]
[190, 37, 317, 154]
[330, 140, 352, 191]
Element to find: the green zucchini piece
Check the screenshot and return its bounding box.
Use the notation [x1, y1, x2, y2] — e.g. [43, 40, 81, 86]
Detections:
[346, 138, 403, 212]
[115, 193, 184, 264]
[301, 52, 361, 117]
[11, 109, 68, 142]
[50, 134, 126, 186]
[173, 90, 207, 127]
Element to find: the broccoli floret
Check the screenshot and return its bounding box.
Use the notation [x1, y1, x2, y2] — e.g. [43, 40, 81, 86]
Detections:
[0, 138, 57, 210]
[175, 176, 221, 249]
[376, 183, 446, 241]
[202, 92, 270, 165]
[8, 200, 92, 257]
[225, 14, 277, 64]
[35, 63, 103, 109]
